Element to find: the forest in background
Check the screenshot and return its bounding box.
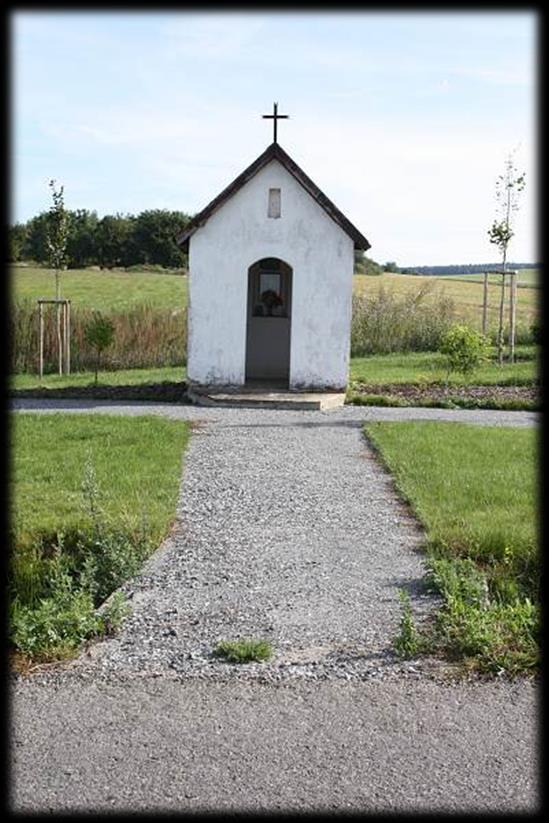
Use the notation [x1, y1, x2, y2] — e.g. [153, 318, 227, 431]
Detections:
[9, 209, 538, 276]
[9, 209, 191, 270]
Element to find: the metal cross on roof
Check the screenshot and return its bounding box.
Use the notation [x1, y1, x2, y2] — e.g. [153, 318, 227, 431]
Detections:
[262, 102, 289, 144]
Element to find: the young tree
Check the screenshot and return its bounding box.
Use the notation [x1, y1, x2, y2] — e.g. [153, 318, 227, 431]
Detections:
[84, 313, 115, 385]
[46, 180, 69, 296]
[45, 180, 70, 374]
[487, 153, 526, 364]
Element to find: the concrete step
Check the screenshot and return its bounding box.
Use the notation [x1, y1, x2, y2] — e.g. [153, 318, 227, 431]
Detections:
[187, 388, 346, 411]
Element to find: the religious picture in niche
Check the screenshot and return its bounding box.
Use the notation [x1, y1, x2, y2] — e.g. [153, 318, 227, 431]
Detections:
[255, 272, 284, 316]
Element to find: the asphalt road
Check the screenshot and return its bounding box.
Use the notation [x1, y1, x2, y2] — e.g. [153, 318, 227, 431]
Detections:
[10, 672, 538, 813]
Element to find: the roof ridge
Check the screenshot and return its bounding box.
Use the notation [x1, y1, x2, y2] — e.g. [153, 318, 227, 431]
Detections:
[177, 143, 370, 250]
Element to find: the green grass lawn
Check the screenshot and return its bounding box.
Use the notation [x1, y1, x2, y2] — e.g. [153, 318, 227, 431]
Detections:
[12, 413, 189, 545]
[11, 348, 537, 393]
[11, 366, 187, 391]
[350, 348, 538, 386]
[364, 421, 538, 673]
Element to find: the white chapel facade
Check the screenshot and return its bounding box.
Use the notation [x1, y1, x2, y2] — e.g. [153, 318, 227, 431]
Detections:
[177, 108, 370, 392]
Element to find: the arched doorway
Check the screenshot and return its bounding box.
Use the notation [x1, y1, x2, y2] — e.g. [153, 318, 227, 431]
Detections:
[246, 258, 292, 385]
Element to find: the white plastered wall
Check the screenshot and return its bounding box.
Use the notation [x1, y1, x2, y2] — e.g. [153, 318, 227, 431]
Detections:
[187, 158, 355, 390]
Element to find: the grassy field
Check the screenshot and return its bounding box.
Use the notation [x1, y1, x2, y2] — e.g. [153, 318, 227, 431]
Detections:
[12, 265, 188, 311]
[12, 265, 539, 329]
[364, 421, 538, 674]
[11, 347, 537, 392]
[10, 413, 190, 660]
[354, 272, 538, 330]
[443, 269, 539, 287]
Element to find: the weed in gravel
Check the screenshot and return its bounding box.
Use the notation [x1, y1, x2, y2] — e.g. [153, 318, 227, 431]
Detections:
[214, 638, 273, 663]
[393, 590, 420, 658]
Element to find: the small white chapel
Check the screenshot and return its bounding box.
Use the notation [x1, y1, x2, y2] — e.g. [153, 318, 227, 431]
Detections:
[177, 103, 370, 393]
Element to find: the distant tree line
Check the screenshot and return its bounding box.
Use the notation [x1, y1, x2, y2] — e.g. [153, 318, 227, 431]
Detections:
[9, 209, 191, 269]
[354, 252, 398, 275]
[399, 262, 538, 276]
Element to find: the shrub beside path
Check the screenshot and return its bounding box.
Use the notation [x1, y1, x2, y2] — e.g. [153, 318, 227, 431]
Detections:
[10, 401, 538, 812]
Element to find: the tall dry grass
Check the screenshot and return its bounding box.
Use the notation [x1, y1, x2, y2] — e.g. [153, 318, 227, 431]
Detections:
[12, 281, 533, 374]
[10, 300, 187, 373]
[351, 283, 457, 355]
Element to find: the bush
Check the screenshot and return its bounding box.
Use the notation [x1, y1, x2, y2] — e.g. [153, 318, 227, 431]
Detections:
[439, 324, 490, 382]
[10, 587, 102, 658]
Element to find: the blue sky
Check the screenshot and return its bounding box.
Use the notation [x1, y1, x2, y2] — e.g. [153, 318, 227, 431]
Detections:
[11, 10, 537, 265]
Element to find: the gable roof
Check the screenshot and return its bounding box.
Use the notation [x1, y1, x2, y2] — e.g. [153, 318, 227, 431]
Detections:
[176, 142, 370, 251]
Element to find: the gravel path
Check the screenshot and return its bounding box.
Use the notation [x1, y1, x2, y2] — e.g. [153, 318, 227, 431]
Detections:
[11, 401, 537, 682]
[73, 404, 442, 683]
[10, 400, 539, 812]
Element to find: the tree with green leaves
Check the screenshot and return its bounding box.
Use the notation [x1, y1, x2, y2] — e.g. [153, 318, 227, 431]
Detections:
[84, 313, 115, 385]
[66, 209, 100, 268]
[9, 223, 28, 262]
[96, 213, 140, 268]
[46, 180, 69, 297]
[488, 152, 526, 364]
[22, 212, 51, 263]
[133, 209, 190, 268]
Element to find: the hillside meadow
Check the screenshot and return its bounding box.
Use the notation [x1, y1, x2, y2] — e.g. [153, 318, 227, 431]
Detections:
[353, 272, 538, 330]
[443, 268, 539, 287]
[11, 264, 539, 328]
[12, 264, 187, 312]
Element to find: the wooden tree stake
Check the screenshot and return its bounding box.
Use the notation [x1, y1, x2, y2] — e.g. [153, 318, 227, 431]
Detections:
[509, 270, 517, 363]
[482, 272, 489, 335]
[39, 302, 44, 381]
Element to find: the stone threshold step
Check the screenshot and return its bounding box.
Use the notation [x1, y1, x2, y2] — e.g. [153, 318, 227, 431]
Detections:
[187, 389, 346, 411]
